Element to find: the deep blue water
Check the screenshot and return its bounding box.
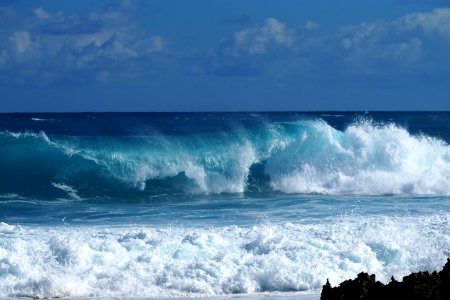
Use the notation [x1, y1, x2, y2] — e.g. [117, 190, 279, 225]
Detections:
[0, 112, 449, 298]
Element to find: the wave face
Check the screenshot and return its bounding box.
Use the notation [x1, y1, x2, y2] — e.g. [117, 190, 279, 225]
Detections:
[1, 113, 450, 199]
[0, 215, 448, 298]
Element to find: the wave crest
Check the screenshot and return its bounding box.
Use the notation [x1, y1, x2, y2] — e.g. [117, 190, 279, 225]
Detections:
[267, 121, 450, 195]
[1, 119, 449, 198]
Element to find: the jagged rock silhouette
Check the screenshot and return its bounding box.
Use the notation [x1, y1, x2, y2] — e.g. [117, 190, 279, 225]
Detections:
[321, 259, 450, 300]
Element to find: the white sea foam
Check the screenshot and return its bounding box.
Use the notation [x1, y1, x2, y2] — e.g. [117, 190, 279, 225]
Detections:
[0, 222, 21, 234]
[0, 194, 26, 200]
[3, 130, 51, 142]
[266, 121, 450, 195]
[31, 118, 53, 122]
[51, 183, 82, 200]
[0, 215, 448, 298]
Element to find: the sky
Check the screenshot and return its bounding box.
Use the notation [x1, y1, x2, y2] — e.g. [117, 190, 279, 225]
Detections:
[1, 0, 450, 112]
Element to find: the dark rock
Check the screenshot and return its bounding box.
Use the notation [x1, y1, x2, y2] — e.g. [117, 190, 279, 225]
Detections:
[321, 258, 450, 300]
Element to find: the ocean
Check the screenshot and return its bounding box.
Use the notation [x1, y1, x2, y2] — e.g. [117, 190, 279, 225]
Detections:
[0, 112, 449, 299]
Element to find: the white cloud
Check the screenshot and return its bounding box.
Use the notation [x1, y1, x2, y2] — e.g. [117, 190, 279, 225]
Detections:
[9, 31, 39, 55]
[207, 10, 448, 78]
[0, 4, 172, 86]
[304, 20, 320, 31]
[392, 38, 422, 63]
[339, 8, 450, 54]
[204, 17, 298, 77]
[229, 18, 295, 56]
[335, 10, 450, 67]
[74, 30, 115, 48]
[10, 31, 31, 54]
[395, 8, 450, 36]
[103, 37, 139, 59]
[147, 36, 165, 53]
[338, 21, 389, 50]
[340, 38, 352, 49]
[34, 8, 50, 20]
[2, 4, 450, 84]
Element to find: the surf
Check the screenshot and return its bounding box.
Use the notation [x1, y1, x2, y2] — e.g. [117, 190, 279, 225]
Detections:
[0, 214, 448, 298]
[0, 117, 449, 199]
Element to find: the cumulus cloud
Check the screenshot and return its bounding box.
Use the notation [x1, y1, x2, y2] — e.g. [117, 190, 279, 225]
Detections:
[0, 3, 167, 85]
[200, 18, 297, 77]
[335, 8, 450, 71]
[197, 17, 301, 77]
[304, 20, 320, 31]
[394, 8, 450, 35]
[34, 7, 50, 20]
[219, 18, 296, 56]
[10, 31, 33, 54]
[145, 36, 165, 53]
[2, 3, 450, 85]
[205, 8, 450, 79]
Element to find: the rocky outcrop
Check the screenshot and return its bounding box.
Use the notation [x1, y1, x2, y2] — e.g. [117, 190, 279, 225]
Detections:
[321, 258, 450, 300]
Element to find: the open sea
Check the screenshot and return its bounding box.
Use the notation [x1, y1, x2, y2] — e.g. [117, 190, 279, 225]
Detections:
[0, 112, 449, 299]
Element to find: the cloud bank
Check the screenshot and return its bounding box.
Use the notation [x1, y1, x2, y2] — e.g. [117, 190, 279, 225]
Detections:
[0, 2, 166, 86]
[1, 3, 450, 87]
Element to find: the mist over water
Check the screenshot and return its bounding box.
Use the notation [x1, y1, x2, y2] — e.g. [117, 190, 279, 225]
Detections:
[0, 112, 449, 298]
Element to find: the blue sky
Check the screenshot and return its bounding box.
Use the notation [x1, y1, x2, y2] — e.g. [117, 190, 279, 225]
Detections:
[1, 0, 450, 111]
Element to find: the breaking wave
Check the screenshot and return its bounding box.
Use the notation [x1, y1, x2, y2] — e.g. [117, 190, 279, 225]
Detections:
[1, 119, 449, 199]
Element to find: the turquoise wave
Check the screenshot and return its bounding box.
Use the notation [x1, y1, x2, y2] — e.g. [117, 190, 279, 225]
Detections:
[1, 119, 449, 199]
